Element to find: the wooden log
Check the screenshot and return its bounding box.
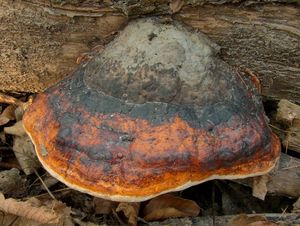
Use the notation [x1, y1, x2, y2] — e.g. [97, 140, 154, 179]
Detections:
[176, 5, 300, 104]
[0, 0, 127, 93]
[0, 0, 299, 104]
[236, 153, 300, 198]
[273, 99, 300, 154]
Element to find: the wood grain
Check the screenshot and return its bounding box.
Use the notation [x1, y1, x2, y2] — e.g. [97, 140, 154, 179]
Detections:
[0, 0, 299, 104]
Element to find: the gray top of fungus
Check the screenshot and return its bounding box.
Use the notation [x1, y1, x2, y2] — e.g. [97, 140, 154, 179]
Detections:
[83, 19, 238, 107]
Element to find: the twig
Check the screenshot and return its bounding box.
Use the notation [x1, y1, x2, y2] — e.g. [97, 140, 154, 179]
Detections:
[112, 209, 127, 226]
[212, 181, 216, 226]
[26, 188, 71, 200]
[269, 124, 289, 133]
[33, 168, 56, 200]
[0, 93, 24, 106]
[281, 165, 300, 171]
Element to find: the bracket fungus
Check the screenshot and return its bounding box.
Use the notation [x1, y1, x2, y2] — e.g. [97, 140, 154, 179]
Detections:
[23, 19, 280, 202]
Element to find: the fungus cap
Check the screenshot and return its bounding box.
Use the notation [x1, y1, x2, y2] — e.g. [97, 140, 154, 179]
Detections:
[23, 19, 280, 202]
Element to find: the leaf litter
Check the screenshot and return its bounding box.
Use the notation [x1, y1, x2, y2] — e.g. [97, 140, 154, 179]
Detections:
[0, 192, 72, 225]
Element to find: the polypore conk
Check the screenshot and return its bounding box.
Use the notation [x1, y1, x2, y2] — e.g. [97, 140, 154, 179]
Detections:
[23, 18, 280, 202]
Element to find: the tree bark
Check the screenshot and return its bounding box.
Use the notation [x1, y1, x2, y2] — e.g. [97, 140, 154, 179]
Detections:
[0, 0, 299, 104]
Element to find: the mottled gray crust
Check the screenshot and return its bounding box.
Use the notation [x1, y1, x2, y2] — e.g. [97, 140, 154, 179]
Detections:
[82, 19, 263, 124]
[84, 19, 221, 105]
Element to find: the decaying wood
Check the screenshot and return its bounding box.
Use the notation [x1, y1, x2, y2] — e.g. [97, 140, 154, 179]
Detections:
[15, 0, 292, 17]
[0, 0, 299, 104]
[176, 6, 300, 104]
[0, 0, 128, 93]
[273, 99, 300, 154]
[236, 153, 300, 198]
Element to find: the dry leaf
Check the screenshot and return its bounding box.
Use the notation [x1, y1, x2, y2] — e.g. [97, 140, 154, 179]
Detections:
[0, 168, 25, 195]
[0, 192, 71, 224]
[293, 197, 300, 213]
[227, 214, 279, 226]
[12, 135, 40, 175]
[169, 0, 184, 13]
[0, 93, 24, 106]
[3, 122, 37, 175]
[41, 173, 59, 190]
[0, 131, 5, 143]
[93, 197, 117, 214]
[73, 218, 108, 226]
[252, 175, 271, 200]
[0, 105, 16, 126]
[0, 213, 74, 226]
[116, 202, 140, 226]
[0, 213, 19, 226]
[142, 194, 200, 221]
[15, 105, 26, 121]
[4, 120, 26, 136]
